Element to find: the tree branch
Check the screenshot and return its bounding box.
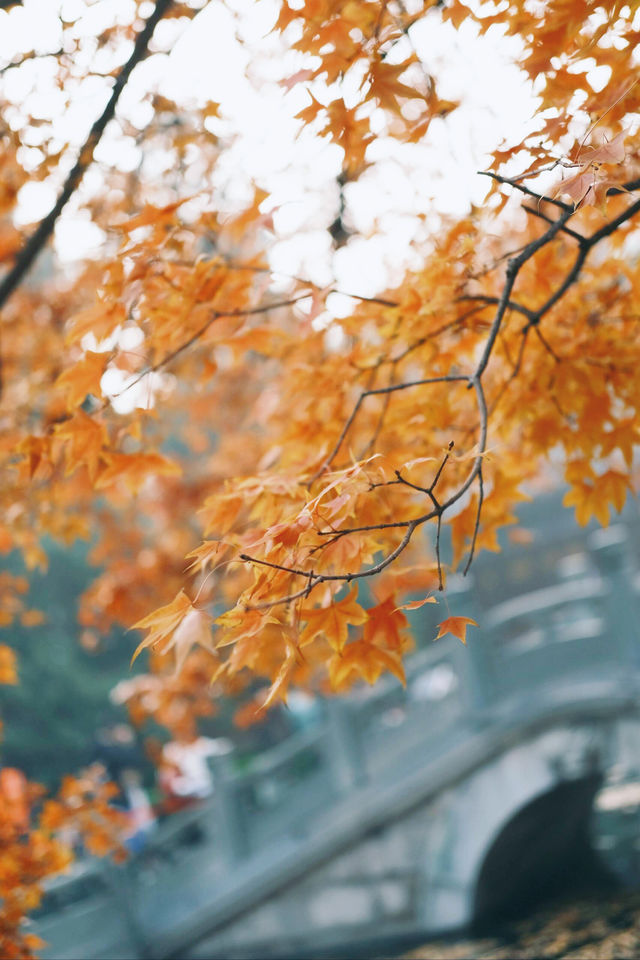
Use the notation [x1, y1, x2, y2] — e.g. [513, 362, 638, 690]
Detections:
[479, 169, 573, 211]
[458, 293, 536, 322]
[311, 374, 470, 482]
[110, 296, 308, 399]
[240, 187, 640, 606]
[241, 520, 420, 609]
[522, 203, 587, 245]
[0, 0, 174, 315]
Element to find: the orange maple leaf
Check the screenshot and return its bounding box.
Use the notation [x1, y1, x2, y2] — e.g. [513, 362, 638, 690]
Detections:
[435, 615, 478, 645]
[131, 589, 194, 662]
[56, 351, 106, 409]
[365, 59, 422, 113]
[555, 131, 628, 209]
[300, 586, 368, 651]
[261, 633, 302, 708]
[580, 129, 627, 165]
[363, 595, 409, 650]
[95, 451, 181, 493]
[395, 596, 438, 611]
[54, 410, 108, 482]
[169, 607, 215, 674]
[185, 539, 232, 573]
[329, 639, 406, 688]
[563, 469, 631, 527]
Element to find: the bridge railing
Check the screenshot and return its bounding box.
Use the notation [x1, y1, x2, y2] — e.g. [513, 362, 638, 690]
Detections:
[341, 638, 469, 784]
[476, 523, 640, 707]
[35, 510, 640, 958]
[212, 726, 336, 856]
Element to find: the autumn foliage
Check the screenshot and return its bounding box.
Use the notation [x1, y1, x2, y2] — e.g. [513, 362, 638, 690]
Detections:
[2, 0, 640, 951]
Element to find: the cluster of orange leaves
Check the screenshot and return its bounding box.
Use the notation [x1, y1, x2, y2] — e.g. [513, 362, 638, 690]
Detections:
[1, 0, 640, 950]
[3, 0, 640, 710]
[0, 765, 125, 960]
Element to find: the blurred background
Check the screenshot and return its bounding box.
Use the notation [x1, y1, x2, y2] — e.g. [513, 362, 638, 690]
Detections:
[7, 483, 640, 959]
[3, 2, 640, 958]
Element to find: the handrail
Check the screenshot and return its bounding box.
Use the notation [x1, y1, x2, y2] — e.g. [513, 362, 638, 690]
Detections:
[239, 725, 327, 779]
[142, 798, 214, 851]
[485, 575, 605, 628]
[348, 636, 461, 708]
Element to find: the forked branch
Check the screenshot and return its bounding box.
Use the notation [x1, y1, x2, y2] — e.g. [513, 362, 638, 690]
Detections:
[239, 180, 640, 609]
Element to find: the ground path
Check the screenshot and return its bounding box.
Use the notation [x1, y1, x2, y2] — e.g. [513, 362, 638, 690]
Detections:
[403, 889, 640, 959]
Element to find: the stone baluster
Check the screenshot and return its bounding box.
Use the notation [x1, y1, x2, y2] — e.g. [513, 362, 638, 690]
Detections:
[446, 576, 492, 719]
[324, 697, 368, 792]
[209, 754, 249, 863]
[103, 861, 151, 959]
[589, 524, 640, 673]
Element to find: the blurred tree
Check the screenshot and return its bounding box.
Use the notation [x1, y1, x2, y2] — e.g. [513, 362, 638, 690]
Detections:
[2, 0, 640, 952]
[1, 542, 144, 790]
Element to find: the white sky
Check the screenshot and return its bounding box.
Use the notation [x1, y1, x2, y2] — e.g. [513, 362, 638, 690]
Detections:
[1, 0, 540, 296]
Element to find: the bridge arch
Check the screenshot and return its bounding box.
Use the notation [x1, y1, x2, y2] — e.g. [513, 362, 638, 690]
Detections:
[471, 773, 605, 925]
[421, 720, 619, 932]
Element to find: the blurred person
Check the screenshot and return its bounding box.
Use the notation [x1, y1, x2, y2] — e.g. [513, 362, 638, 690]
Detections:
[161, 735, 233, 806]
[93, 723, 142, 783]
[120, 768, 157, 853]
[0, 767, 29, 834]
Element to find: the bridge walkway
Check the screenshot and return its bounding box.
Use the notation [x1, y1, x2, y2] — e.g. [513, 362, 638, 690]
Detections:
[34, 493, 640, 959]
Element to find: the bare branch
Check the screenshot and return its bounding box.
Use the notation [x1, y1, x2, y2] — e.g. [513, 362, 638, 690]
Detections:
[241, 520, 420, 609]
[479, 169, 572, 211]
[533, 326, 560, 362]
[458, 294, 536, 322]
[473, 208, 574, 380]
[316, 517, 425, 537]
[111, 296, 307, 399]
[311, 374, 471, 482]
[0, 0, 174, 315]
[522, 204, 587, 245]
[463, 467, 484, 576]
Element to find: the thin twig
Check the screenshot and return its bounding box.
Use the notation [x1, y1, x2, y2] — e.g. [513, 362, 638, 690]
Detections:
[0, 0, 174, 398]
[458, 294, 535, 322]
[533, 326, 560, 362]
[435, 512, 443, 591]
[463, 467, 484, 576]
[479, 170, 572, 211]
[222, 262, 399, 307]
[310, 374, 470, 483]
[522, 204, 586, 245]
[0, 0, 173, 313]
[111, 296, 307, 398]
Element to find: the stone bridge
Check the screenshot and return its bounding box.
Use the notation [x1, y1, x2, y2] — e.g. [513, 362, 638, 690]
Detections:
[34, 491, 640, 959]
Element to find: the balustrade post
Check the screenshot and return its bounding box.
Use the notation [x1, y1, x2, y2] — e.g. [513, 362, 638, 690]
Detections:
[446, 578, 492, 718]
[324, 697, 367, 792]
[589, 524, 640, 671]
[209, 754, 249, 863]
[103, 861, 151, 959]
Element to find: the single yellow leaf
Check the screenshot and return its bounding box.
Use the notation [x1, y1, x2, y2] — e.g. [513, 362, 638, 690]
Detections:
[435, 615, 478, 645]
[56, 351, 106, 409]
[396, 596, 438, 611]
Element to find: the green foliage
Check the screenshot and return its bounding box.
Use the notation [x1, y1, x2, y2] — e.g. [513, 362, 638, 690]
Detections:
[1, 542, 139, 790]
